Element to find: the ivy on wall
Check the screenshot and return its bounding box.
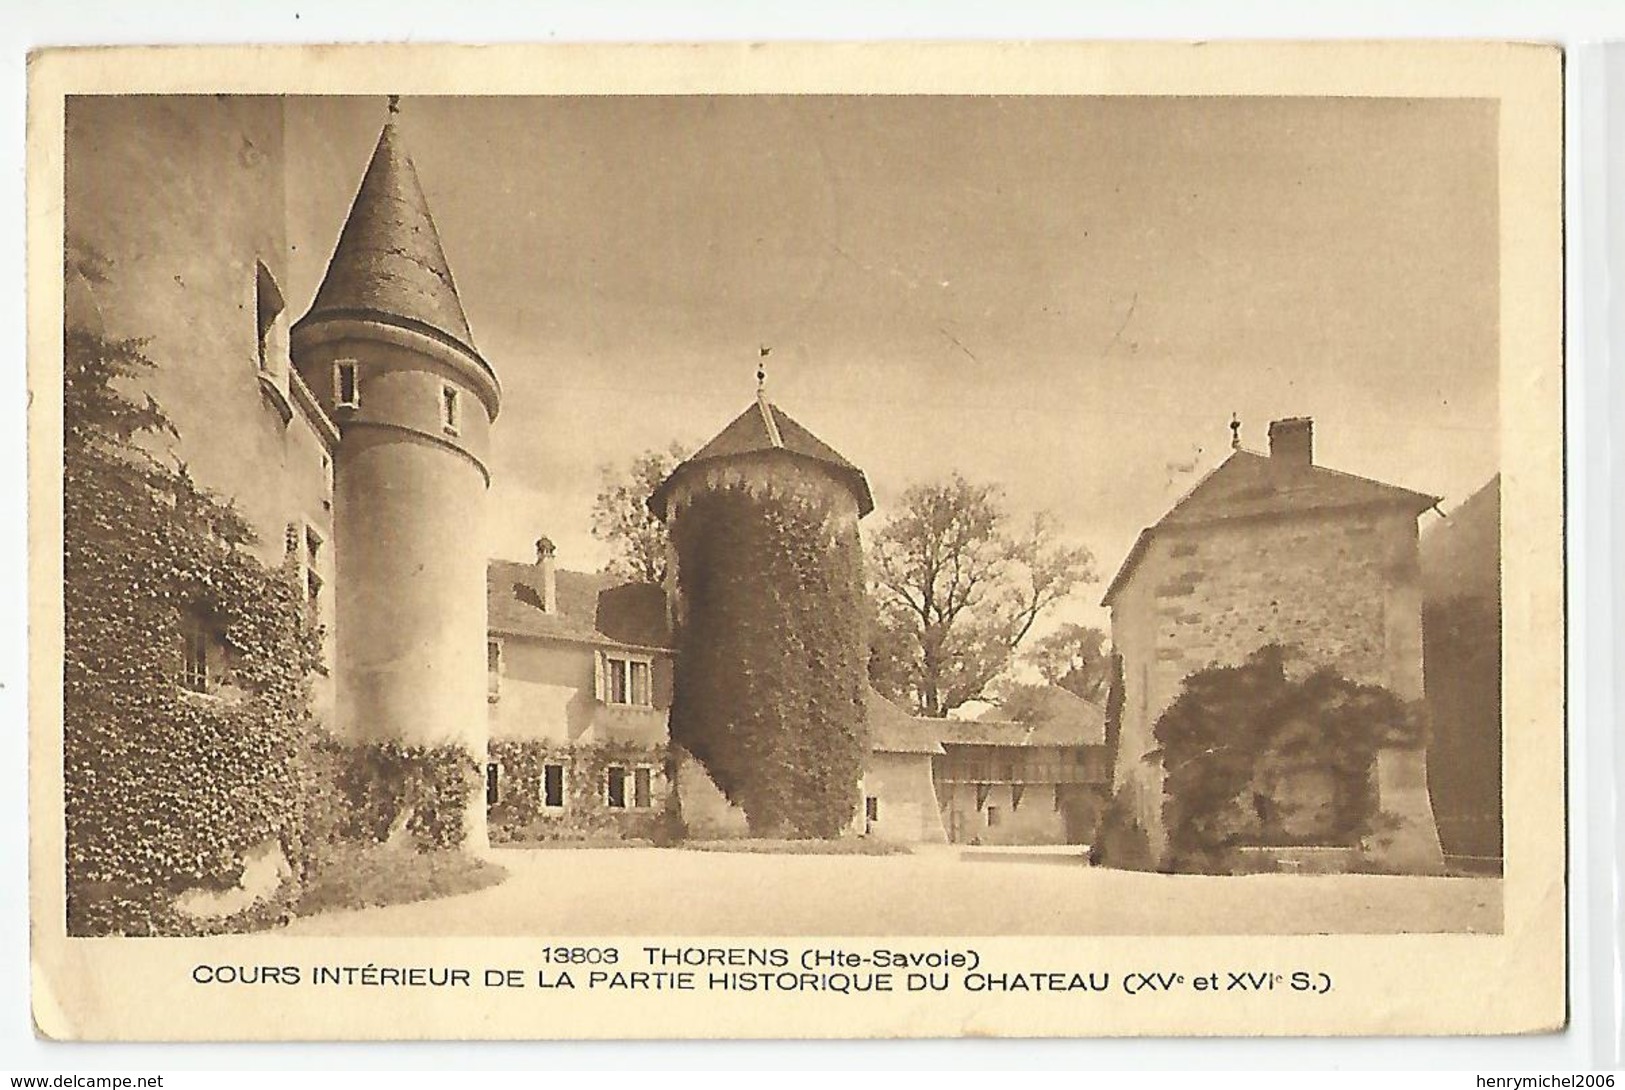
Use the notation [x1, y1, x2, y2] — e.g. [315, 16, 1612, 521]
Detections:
[1152, 644, 1419, 874]
[63, 328, 323, 935]
[668, 480, 868, 838]
[315, 739, 483, 851]
[487, 739, 675, 843]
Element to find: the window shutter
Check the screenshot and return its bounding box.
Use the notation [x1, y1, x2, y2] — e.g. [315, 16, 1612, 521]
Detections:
[593, 650, 605, 702]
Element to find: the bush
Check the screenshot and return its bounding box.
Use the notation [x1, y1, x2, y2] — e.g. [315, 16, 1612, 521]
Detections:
[1153, 645, 1418, 871]
[668, 479, 868, 838]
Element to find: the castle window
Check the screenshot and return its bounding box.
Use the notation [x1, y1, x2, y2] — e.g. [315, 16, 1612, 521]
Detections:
[179, 615, 211, 694]
[321, 453, 333, 499]
[254, 261, 288, 377]
[542, 762, 565, 809]
[633, 766, 653, 809]
[441, 384, 461, 435]
[487, 638, 503, 700]
[486, 763, 501, 806]
[605, 766, 627, 809]
[335, 360, 359, 409]
[601, 655, 652, 706]
[865, 796, 879, 823]
[986, 806, 1000, 828]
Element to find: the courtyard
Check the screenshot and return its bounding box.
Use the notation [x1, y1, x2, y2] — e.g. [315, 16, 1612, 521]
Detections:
[281, 846, 1502, 937]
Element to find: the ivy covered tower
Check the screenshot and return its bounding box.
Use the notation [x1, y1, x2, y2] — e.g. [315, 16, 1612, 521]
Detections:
[651, 380, 873, 838]
[292, 99, 501, 850]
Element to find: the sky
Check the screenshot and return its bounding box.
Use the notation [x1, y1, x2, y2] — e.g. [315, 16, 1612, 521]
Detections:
[282, 94, 1499, 632]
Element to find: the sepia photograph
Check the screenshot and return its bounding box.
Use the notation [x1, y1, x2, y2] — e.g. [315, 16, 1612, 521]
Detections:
[28, 41, 1564, 1040]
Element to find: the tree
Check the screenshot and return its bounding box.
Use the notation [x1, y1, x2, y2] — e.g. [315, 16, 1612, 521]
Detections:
[1024, 623, 1112, 702]
[868, 474, 1096, 717]
[590, 442, 687, 584]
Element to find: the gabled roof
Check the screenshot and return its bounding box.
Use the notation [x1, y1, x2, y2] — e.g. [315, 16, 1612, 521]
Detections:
[1102, 449, 1441, 607]
[865, 688, 944, 755]
[650, 394, 875, 518]
[966, 685, 1108, 747]
[487, 560, 672, 651]
[295, 115, 489, 376]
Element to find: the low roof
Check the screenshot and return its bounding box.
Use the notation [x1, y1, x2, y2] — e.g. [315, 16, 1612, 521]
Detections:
[650, 395, 874, 518]
[966, 686, 1108, 747]
[865, 688, 945, 755]
[487, 560, 671, 651]
[1102, 449, 1440, 606]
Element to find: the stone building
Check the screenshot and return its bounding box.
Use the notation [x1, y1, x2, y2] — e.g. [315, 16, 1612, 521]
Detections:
[484, 541, 677, 842]
[292, 101, 501, 850]
[1101, 417, 1446, 873]
[67, 95, 500, 858]
[935, 688, 1110, 846]
[65, 96, 339, 724]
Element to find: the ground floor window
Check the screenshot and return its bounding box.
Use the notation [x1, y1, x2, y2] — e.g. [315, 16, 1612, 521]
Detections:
[986, 806, 1000, 828]
[542, 762, 565, 809]
[606, 765, 655, 810]
[865, 796, 879, 823]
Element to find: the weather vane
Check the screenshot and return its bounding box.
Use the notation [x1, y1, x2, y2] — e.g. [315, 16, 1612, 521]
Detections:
[758, 345, 771, 392]
[387, 94, 401, 116]
[1230, 412, 1242, 450]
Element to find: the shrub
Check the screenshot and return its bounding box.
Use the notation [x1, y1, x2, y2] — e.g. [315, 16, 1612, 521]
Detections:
[668, 480, 868, 838]
[1152, 645, 1418, 872]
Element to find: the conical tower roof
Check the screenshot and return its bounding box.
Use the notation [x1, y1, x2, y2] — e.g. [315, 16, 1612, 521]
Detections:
[650, 391, 874, 519]
[295, 108, 486, 371]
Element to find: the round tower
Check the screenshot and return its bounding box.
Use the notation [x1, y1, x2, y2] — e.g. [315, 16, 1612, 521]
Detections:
[292, 100, 500, 851]
[651, 384, 873, 838]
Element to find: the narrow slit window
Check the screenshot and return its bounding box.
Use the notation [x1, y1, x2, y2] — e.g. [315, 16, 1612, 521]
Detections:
[335, 361, 359, 408]
[442, 384, 461, 434]
[486, 763, 500, 806]
[632, 767, 652, 809]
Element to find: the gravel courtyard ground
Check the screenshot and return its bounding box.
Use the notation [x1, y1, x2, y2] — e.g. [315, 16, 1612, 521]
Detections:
[281, 846, 1502, 936]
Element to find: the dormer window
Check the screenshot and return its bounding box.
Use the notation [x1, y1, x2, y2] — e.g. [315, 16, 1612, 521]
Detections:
[441, 384, 461, 435]
[335, 360, 359, 409]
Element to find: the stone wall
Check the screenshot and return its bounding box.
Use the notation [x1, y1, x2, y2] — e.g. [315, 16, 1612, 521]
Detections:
[860, 753, 947, 844]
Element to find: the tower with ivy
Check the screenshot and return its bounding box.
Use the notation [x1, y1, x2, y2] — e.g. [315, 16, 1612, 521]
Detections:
[292, 99, 502, 850]
[650, 377, 872, 838]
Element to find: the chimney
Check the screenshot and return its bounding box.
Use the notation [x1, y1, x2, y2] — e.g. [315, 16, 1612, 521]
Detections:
[535, 537, 557, 613]
[1268, 417, 1313, 467]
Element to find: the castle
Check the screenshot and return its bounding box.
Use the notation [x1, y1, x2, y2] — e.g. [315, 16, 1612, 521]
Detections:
[64, 95, 1459, 885]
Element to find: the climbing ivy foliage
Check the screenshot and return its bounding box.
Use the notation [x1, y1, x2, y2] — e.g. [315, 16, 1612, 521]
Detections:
[487, 740, 677, 844]
[1153, 645, 1419, 873]
[669, 480, 868, 838]
[63, 328, 323, 935]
